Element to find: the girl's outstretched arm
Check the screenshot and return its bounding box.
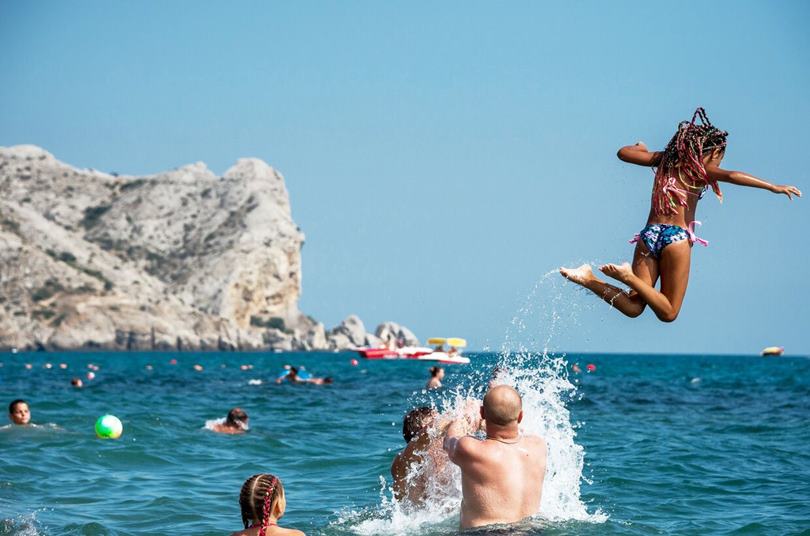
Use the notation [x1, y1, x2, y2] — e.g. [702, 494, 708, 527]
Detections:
[705, 164, 803, 200]
[617, 142, 663, 167]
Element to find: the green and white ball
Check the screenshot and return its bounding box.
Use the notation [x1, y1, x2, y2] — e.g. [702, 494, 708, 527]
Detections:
[95, 414, 123, 439]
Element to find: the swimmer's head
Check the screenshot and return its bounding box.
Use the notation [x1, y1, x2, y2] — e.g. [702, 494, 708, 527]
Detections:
[402, 407, 437, 442]
[239, 473, 287, 529]
[429, 366, 445, 379]
[226, 407, 249, 430]
[482, 385, 523, 426]
[8, 399, 31, 425]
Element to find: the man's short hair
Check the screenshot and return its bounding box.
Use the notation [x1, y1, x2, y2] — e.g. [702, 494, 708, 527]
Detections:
[402, 407, 435, 442]
[226, 407, 248, 425]
[8, 399, 27, 414]
[483, 386, 522, 426]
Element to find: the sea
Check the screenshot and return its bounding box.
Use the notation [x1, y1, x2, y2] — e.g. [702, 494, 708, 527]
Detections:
[1, 349, 809, 536]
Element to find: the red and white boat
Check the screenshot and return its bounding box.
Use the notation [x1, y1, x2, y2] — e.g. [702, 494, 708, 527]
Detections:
[356, 337, 470, 365]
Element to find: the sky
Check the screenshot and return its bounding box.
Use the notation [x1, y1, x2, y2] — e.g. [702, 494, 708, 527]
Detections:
[1, 1, 808, 355]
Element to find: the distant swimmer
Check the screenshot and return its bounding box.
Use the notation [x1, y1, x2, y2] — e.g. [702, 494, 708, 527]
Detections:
[443, 385, 546, 530]
[210, 408, 249, 434]
[561, 108, 801, 323]
[231, 473, 303, 536]
[390, 407, 451, 505]
[426, 366, 444, 390]
[8, 399, 32, 426]
[276, 366, 333, 385]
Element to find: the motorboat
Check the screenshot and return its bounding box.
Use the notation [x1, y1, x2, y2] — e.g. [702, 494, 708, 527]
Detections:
[761, 346, 784, 357]
[356, 337, 470, 364]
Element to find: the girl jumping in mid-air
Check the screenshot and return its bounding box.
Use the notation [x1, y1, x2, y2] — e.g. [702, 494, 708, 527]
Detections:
[560, 108, 801, 322]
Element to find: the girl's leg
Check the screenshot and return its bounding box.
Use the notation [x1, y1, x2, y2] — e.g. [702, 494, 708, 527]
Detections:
[600, 240, 691, 322]
[560, 243, 659, 318]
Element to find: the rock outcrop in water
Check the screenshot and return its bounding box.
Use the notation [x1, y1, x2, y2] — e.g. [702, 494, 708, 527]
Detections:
[0, 145, 416, 351]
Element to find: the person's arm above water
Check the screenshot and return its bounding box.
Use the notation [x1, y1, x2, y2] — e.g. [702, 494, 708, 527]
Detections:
[443, 400, 482, 463]
[617, 142, 663, 167]
[705, 163, 802, 200]
[443, 421, 476, 464]
[390, 453, 407, 500]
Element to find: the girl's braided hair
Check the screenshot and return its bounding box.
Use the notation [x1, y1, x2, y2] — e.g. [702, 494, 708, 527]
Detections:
[239, 473, 285, 534]
[652, 107, 728, 215]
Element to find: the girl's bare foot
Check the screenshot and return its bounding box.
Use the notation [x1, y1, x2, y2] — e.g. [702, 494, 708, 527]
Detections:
[600, 262, 633, 283]
[559, 264, 596, 287]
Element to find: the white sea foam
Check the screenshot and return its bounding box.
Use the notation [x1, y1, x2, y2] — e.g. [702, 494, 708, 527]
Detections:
[337, 271, 606, 534]
[204, 416, 250, 433]
[203, 417, 226, 431]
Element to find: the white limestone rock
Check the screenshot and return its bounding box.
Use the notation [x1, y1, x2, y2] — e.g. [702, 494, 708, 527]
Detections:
[375, 321, 420, 347]
[0, 145, 304, 350]
[0, 144, 418, 352]
[327, 314, 367, 350]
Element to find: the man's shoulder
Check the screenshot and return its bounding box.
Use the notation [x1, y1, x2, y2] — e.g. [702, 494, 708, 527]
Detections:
[392, 439, 424, 469]
[455, 435, 485, 455]
[521, 434, 547, 456]
[391, 450, 406, 473]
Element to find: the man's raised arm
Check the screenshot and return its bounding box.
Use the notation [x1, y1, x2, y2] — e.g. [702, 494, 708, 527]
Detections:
[443, 400, 482, 463]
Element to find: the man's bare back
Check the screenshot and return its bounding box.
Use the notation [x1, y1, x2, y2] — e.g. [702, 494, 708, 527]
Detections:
[444, 386, 546, 530]
[453, 434, 546, 528]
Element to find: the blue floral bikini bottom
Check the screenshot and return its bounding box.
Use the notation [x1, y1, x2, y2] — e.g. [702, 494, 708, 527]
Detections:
[631, 224, 690, 259]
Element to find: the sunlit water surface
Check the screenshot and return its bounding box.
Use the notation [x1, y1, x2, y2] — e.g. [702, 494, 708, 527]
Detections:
[1, 351, 809, 535]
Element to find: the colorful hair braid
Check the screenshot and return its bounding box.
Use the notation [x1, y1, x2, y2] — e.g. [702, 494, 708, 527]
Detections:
[652, 107, 728, 215]
[260, 476, 278, 535]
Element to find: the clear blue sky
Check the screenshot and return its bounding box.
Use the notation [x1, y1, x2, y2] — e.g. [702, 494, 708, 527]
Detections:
[1, 1, 808, 354]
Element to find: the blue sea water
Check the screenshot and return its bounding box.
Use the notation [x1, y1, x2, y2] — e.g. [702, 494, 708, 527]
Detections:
[1, 351, 809, 535]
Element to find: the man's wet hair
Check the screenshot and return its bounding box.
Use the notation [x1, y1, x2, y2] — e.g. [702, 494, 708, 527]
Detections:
[226, 407, 248, 426]
[402, 407, 435, 442]
[429, 366, 443, 377]
[8, 399, 27, 414]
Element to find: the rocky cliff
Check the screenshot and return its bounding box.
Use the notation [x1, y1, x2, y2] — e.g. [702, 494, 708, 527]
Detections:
[0, 145, 416, 351]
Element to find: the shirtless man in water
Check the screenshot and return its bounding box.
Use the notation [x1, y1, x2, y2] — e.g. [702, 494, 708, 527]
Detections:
[211, 407, 249, 434]
[390, 407, 446, 505]
[443, 385, 546, 530]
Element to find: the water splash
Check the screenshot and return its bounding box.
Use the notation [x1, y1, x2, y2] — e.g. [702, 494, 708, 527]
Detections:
[0, 512, 43, 536]
[336, 270, 606, 534]
[497, 269, 605, 522]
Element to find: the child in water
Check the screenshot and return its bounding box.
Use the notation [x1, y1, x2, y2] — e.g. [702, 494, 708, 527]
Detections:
[231, 473, 303, 536]
[8, 399, 31, 426]
[561, 108, 801, 322]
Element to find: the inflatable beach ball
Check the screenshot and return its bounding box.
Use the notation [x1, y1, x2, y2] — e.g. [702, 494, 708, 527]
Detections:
[95, 415, 123, 439]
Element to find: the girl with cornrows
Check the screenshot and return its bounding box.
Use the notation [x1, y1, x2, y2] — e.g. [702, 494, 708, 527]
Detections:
[561, 108, 801, 322]
[230, 474, 304, 536]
